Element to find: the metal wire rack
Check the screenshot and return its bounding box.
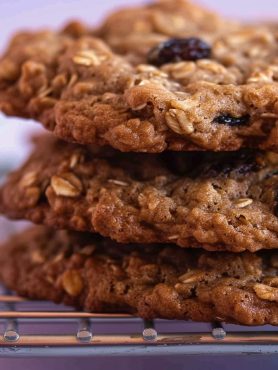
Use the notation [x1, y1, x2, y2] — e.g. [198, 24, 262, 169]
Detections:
[0, 286, 277, 357]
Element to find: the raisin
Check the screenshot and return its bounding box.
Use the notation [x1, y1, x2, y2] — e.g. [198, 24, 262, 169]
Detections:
[147, 38, 211, 66]
[214, 114, 250, 127]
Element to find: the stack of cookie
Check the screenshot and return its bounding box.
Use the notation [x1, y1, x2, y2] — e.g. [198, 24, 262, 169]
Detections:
[0, 0, 277, 325]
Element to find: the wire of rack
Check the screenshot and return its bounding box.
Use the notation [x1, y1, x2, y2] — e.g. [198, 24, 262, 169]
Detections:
[0, 289, 277, 357]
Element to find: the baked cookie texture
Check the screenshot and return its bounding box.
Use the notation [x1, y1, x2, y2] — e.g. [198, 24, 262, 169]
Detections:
[96, 0, 236, 58]
[0, 227, 277, 325]
[0, 1, 278, 152]
[1, 135, 278, 252]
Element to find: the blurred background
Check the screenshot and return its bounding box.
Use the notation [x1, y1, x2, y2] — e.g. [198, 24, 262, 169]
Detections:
[0, 1, 277, 369]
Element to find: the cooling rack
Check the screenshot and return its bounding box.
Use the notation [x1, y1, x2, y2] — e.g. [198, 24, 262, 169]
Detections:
[0, 287, 277, 357]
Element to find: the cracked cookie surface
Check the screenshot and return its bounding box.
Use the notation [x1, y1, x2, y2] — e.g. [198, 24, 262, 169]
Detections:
[1, 135, 278, 252]
[0, 227, 277, 325]
[0, 1, 278, 152]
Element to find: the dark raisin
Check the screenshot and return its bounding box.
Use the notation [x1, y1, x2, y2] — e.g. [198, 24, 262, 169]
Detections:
[214, 114, 250, 127]
[147, 37, 211, 66]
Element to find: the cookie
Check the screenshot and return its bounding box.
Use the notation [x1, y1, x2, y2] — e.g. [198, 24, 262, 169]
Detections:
[1, 1, 278, 152]
[1, 135, 278, 252]
[96, 0, 236, 58]
[0, 226, 277, 325]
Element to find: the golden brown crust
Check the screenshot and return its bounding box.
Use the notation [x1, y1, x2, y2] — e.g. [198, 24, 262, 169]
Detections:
[0, 227, 277, 325]
[0, 1, 278, 152]
[1, 135, 278, 252]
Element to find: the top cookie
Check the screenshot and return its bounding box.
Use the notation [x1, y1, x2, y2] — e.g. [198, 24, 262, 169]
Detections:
[0, 1, 278, 152]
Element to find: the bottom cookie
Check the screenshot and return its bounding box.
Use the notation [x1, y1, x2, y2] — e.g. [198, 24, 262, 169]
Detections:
[0, 227, 277, 325]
